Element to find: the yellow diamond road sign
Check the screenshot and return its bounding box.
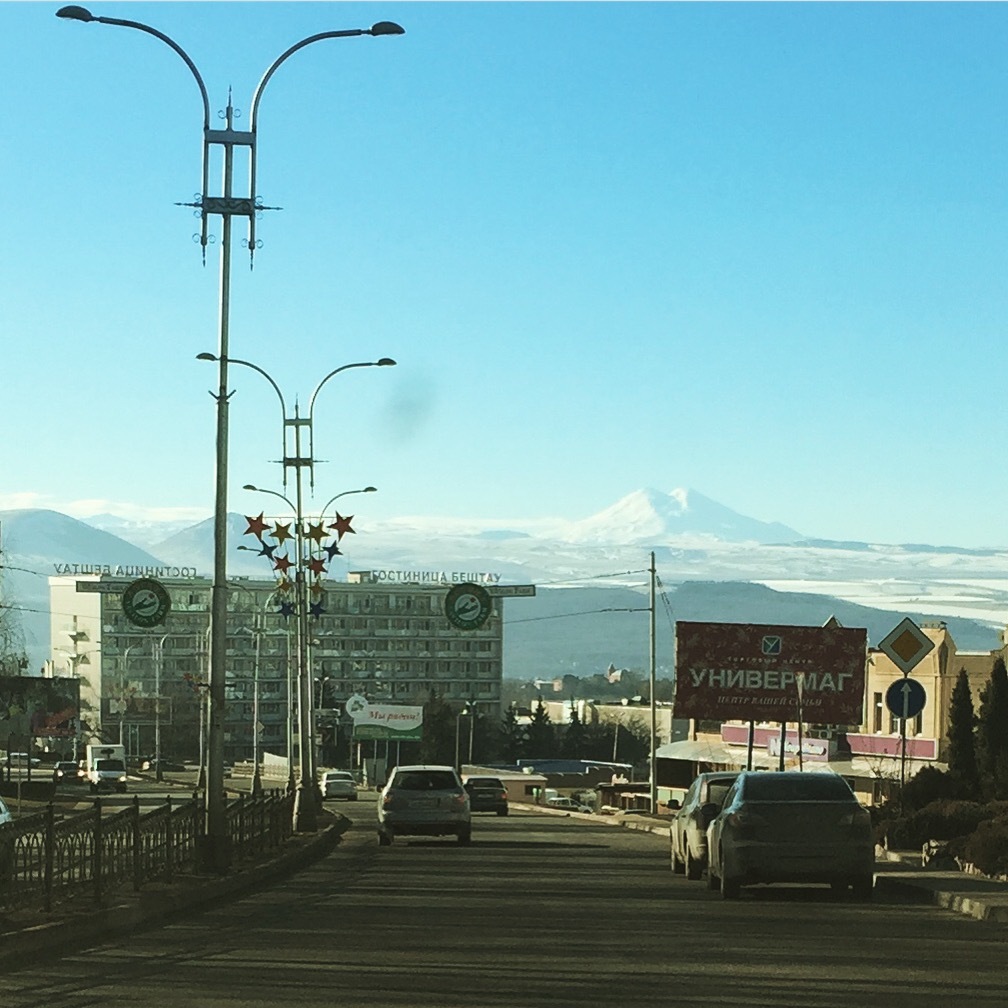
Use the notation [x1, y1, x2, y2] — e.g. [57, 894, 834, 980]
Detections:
[878, 617, 934, 675]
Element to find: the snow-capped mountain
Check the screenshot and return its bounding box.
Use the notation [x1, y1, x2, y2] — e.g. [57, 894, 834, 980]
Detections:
[4, 490, 1008, 681]
[563, 488, 803, 545]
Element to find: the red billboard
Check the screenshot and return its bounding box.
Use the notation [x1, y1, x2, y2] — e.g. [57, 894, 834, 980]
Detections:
[674, 621, 867, 724]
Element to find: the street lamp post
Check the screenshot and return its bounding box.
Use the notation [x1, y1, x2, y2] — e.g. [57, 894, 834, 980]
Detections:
[59, 4, 404, 871]
[454, 701, 472, 772]
[154, 634, 169, 782]
[200, 352, 393, 831]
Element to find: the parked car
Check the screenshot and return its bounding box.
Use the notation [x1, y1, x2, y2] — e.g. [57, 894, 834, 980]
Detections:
[463, 775, 508, 815]
[545, 796, 593, 813]
[52, 760, 85, 784]
[377, 765, 471, 846]
[140, 757, 186, 772]
[706, 771, 875, 900]
[320, 769, 358, 801]
[670, 771, 739, 879]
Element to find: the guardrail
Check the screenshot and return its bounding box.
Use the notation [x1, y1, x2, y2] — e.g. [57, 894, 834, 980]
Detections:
[0, 789, 294, 914]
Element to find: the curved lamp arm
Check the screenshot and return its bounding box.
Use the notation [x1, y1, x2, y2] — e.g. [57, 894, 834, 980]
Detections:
[248, 21, 404, 235]
[57, 6, 211, 207]
[197, 352, 287, 423]
[243, 483, 296, 516]
[319, 486, 377, 525]
[308, 358, 396, 424]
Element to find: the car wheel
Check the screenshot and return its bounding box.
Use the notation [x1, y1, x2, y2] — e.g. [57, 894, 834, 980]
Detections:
[706, 863, 720, 891]
[685, 845, 702, 881]
[720, 871, 741, 900]
[457, 829, 472, 845]
[671, 842, 685, 875]
[851, 874, 874, 901]
[378, 830, 393, 847]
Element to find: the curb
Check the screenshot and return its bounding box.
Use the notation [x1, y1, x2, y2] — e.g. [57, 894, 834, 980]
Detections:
[0, 813, 351, 971]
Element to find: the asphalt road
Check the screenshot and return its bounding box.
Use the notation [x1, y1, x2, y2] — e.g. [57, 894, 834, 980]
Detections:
[4, 804, 1007, 1008]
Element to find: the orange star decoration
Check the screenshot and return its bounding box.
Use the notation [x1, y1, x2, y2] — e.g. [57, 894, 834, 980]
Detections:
[309, 580, 325, 599]
[329, 513, 355, 540]
[244, 512, 270, 538]
[271, 522, 293, 545]
[305, 521, 327, 544]
[275, 576, 294, 594]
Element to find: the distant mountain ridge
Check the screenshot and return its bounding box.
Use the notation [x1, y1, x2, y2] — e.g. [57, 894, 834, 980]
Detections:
[2, 489, 1007, 680]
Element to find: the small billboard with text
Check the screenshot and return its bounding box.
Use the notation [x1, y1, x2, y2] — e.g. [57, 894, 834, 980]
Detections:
[674, 621, 867, 724]
[346, 698, 423, 741]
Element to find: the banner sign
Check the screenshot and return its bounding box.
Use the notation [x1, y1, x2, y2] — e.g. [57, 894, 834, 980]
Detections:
[346, 698, 423, 742]
[674, 621, 867, 724]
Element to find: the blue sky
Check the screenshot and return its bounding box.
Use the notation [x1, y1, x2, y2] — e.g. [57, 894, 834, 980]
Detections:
[3, 2, 1007, 547]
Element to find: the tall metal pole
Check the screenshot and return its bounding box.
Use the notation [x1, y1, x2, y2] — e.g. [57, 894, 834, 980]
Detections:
[649, 551, 657, 815]
[155, 633, 169, 782]
[291, 407, 317, 831]
[251, 613, 263, 797]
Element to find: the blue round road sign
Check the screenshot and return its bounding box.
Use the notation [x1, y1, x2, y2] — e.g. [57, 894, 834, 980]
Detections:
[885, 677, 926, 720]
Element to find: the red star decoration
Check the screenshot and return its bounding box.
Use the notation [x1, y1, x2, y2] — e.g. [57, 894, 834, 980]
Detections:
[305, 521, 327, 544]
[244, 513, 269, 538]
[328, 513, 355, 540]
[271, 522, 293, 545]
[308, 556, 327, 576]
[273, 554, 293, 574]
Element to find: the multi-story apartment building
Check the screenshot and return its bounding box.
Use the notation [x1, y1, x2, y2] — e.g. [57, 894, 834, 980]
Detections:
[49, 571, 506, 764]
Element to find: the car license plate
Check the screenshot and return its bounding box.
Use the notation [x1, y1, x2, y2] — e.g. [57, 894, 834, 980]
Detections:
[409, 797, 437, 809]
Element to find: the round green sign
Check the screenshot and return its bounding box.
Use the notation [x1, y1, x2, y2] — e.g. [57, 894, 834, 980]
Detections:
[122, 578, 171, 628]
[444, 582, 492, 631]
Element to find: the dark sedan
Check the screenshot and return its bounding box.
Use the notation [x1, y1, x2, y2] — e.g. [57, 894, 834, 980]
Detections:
[706, 771, 875, 900]
[463, 775, 509, 816]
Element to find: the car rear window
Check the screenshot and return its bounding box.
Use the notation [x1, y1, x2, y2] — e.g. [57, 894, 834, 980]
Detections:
[744, 774, 854, 802]
[467, 778, 503, 788]
[706, 781, 735, 807]
[393, 770, 460, 791]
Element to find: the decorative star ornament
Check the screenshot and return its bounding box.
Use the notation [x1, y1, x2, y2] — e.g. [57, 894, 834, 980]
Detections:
[309, 600, 326, 618]
[273, 554, 293, 574]
[244, 512, 270, 538]
[324, 542, 343, 561]
[278, 600, 296, 619]
[308, 556, 327, 576]
[305, 520, 327, 544]
[255, 540, 277, 560]
[328, 513, 355, 540]
[275, 576, 294, 594]
[271, 521, 294, 545]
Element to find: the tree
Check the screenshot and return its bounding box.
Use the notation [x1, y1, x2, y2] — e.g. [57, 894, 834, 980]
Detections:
[419, 691, 457, 766]
[561, 704, 587, 758]
[977, 657, 1008, 800]
[947, 668, 980, 799]
[525, 697, 557, 758]
[500, 704, 526, 764]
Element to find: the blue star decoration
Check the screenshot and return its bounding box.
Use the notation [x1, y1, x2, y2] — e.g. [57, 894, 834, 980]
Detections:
[309, 600, 326, 618]
[278, 600, 296, 619]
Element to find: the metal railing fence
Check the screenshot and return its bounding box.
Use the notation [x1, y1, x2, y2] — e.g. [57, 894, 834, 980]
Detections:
[0, 789, 294, 914]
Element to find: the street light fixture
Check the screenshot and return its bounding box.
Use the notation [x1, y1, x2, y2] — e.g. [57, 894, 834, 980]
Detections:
[59, 5, 403, 871]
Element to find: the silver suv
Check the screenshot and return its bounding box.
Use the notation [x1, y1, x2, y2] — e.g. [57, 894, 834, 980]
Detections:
[378, 765, 471, 846]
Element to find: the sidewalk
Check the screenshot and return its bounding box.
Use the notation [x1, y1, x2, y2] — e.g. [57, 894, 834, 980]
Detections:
[0, 809, 352, 971]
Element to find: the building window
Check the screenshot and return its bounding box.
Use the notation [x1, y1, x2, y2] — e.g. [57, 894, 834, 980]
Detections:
[873, 692, 883, 733]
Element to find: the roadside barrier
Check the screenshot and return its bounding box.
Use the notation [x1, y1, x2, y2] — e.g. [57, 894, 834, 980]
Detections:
[0, 789, 293, 914]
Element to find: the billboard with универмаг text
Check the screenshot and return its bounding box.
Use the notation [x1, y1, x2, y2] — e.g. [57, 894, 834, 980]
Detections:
[674, 621, 867, 724]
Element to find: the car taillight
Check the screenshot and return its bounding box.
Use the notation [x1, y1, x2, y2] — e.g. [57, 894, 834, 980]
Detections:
[453, 794, 467, 809]
[838, 807, 872, 831]
[726, 809, 766, 833]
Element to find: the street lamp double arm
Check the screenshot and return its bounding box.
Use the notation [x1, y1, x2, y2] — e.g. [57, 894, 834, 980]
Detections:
[60, 2, 403, 863]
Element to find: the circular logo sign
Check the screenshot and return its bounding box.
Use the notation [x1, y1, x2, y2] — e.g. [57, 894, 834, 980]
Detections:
[122, 578, 171, 628]
[345, 694, 369, 720]
[445, 582, 492, 631]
